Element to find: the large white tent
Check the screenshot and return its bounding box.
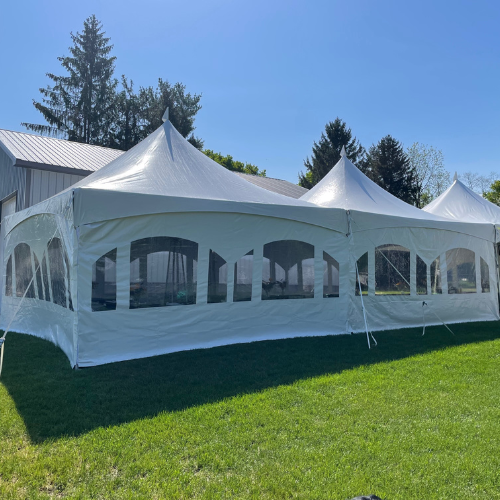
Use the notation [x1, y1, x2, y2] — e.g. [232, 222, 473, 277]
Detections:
[424, 175, 500, 225]
[1, 122, 498, 368]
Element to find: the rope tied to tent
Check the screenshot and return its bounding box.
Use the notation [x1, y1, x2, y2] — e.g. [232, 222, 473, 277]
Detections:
[0, 193, 74, 378]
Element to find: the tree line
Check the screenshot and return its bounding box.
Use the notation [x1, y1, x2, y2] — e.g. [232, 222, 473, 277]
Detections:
[24, 15, 498, 202]
[299, 118, 499, 207]
[22, 15, 265, 176]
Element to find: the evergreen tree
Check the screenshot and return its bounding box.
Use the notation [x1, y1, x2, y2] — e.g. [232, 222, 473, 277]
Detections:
[364, 135, 418, 205]
[298, 118, 365, 188]
[22, 15, 118, 146]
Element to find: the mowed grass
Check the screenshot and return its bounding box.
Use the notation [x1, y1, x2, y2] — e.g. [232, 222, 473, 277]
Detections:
[1, 322, 500, 499]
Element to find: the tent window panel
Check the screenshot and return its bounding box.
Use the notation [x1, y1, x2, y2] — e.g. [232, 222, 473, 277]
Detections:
[480, 257, 490, 293]
[5, 255, 12, 297]
[234, 251, 253, 302]
[431, 257, 442, 295]
[48, 238, 67, 307]
[355, 252, 368, 296]
[262, 240, 314, 300]
[41, 255, 51, 302]
[323, 251, 339, 298]
[446, 248, 476, 294]
[62, 248, 73, 311]
[416, 255, 427, 295]
[375, 244, 410, 295]
[14, 243, 35, 298]
[130, 237, 198, 309]
[208, 250, 228, 303]
[33, 254, 44, 300]
[92, 249, 117, 312]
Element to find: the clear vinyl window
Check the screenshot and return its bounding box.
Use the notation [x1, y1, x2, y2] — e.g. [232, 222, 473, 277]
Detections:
[208, 250, 228, 304]
[375, 244, 410, 295]
[262, 240, 314, 300]
[431, 257, 442, 295]
[48, 238, 67, 307]
[446, 248, 476, 294]
[41, 254, 51, 302]
[14, 243, 35, 298]
[480, 257, 490, 293]
[234, 251, 253, 302]
[5, 255, 12, 297]
[355, 252, 368, 296]
[416, 255, 427, 295]
[33, 254, 44, 300]
[130, 237, 198, 309]
[92, 249, 117, 311]
[323, 251, 339, 298]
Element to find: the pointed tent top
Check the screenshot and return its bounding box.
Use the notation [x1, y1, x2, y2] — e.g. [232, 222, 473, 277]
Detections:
[300, 152, 446, 221]
[453, 172, 458, 182]
[162, 107, 169, 123]
[340, 145, 347, 157]
[424, 174, 500, 224]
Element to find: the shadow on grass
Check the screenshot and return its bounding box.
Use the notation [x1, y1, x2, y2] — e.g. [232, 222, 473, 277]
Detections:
[2, 321, 500, 443]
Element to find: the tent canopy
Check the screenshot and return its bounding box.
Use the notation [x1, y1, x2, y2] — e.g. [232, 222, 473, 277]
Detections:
[424, 177, 500, 225]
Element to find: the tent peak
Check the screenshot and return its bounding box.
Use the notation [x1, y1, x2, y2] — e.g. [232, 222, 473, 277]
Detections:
[453, 171, 458, 182]
[340, 145, 346, 157]
[162, 107, 169, 123]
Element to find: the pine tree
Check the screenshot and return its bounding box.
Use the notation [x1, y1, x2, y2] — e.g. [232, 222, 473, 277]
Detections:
[111, 78, 203, 151]
[365, 135, 418, 205]
[298, 118, 365, 188]
[22, 15, 117, 146]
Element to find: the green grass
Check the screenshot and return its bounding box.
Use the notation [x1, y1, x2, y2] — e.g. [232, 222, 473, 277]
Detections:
[1, 322, 500, 499]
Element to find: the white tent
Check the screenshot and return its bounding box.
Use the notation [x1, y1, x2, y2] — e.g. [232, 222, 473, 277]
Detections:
[1, 124, 498, 368]
[423, 175, 500, 225]
[300, 152, 499, 334]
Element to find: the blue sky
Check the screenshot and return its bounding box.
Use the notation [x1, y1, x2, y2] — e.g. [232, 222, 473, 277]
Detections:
[1, 0, 499, 183]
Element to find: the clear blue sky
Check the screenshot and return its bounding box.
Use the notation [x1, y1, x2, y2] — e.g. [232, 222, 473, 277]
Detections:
[1, 0, 499, 183]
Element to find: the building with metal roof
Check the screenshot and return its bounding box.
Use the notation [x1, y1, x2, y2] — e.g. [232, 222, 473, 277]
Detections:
[0, 128, 306, 221]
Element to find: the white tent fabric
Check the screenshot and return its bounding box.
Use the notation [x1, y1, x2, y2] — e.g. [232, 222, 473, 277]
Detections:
[1, 128, 498, 368]
[423, 177, 500, 225]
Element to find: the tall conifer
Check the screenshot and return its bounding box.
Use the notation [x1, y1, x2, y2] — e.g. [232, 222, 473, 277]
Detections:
[299, 118, 365, 188]
[22, 15, 117, 146]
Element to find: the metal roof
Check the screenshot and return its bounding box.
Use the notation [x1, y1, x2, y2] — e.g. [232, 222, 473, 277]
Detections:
[0, 128, 308, 198]
[0, 129, 124, 175]
[233, 172, 308, 199]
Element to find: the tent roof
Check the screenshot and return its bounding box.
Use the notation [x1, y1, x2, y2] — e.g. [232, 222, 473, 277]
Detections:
[73, 119, 312, 207]
[423, 177, 500, 224]
[299, 152, 445, 221]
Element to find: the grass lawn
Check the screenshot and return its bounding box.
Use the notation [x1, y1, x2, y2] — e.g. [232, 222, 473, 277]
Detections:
[1, 321, 500, 499]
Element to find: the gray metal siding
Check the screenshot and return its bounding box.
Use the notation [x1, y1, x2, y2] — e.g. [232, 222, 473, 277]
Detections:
[29, 169, 85, 206]
[0, 148, 26, 212]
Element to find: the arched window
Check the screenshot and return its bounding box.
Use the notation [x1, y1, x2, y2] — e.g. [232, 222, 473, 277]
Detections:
[416, 255, 427, 295]
[208, 251, 227, 303]
[130, 237, 198, 309]
[262, 240, 314, 300]
[234, 251, 253, 302]
[375, 244, 410, 295]
[48, 238, 67, 307]
[323, 251, 339, 298]
[431, 257, 442, 294]
[355, 252, 368, 296]
[14, 243, 35, 298]
[481, 257, 490, 293]
[92, 249, 117, 311]
[62, 248, 73, 311]
[5, 255, 12, 297]
[41, 255, 51, 302]
[446, 248, 476, 294]
[33, 254, 44, 300]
